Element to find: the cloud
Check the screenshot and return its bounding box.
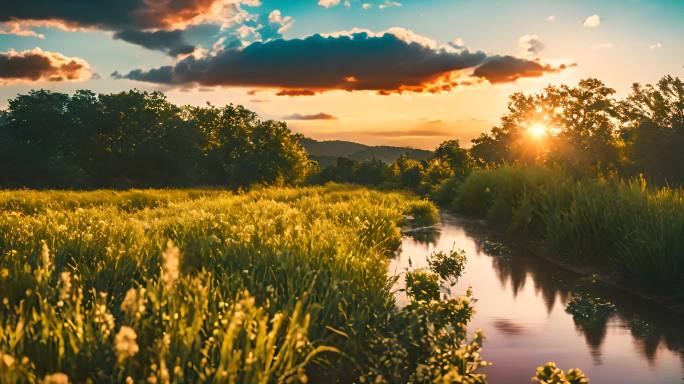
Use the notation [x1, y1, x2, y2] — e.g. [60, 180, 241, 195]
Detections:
[318, 0, 341, 8]
[0, 0, 260, 55]
[379, 1, 402, 10]
[472, 56, 573, 84]
[258, 10, 293, 40]
[0, 21, 45, 39]
[0, 48, 93, 83]
[583, 14, 601, 28]
[114, 29, 571, 94]
[518, 34, 544, 57]
[362, 3, 372, 10]
[284, 113, 338, 120]
[649, 42, 662, 51]
[113, 29, 195, 56]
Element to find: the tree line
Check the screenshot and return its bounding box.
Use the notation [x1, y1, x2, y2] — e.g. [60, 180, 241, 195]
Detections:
[315, 73, 683, 193]
[1, 72, 681, 190]
[0, 90, 313, 188]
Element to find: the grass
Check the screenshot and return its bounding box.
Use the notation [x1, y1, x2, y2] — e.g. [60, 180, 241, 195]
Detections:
[442, 166, 684, 295]
[0, 184, 488, 383]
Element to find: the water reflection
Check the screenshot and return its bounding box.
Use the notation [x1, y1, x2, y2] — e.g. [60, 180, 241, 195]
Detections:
[391, 213, 684, 383]
[403, 226, 441, 247]
[492, 318, 527, 336]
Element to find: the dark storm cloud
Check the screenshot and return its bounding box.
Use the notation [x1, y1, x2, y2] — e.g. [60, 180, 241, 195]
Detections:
[284, 113, 338, 120]
[472, 56, 574, 84]
[114, 31, 570, 94]
[0, 48, 92, 82]
[113, 29, 195, 56]
[0, 0, 240, 55]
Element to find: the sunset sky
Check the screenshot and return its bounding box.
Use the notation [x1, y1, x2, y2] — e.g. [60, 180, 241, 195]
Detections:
[1, 0, 682, 149]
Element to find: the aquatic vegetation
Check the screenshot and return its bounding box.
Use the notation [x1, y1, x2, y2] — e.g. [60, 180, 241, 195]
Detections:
[405, 199, 440, 228]
[481, 240, 511, 257]
[405, 270, 441, 302]
[533, 362, 589, 384]
[565, 292, 617, 325]
[426, 248, 467, 286]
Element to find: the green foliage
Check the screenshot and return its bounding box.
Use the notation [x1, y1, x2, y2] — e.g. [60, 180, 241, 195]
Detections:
[363, 290, 488, 383]
[311, 140, 473, 197]
[427, 248, 467, 286]
[565, 292, 616, 326]
[0, 89, 314, 188]
[469, 73, 684, 185]
[618, 75, 684, 184]
[0, 186, 474, 383]
[533, 362, 589, 384]
[444, 165, 684, 294]
[405, 270, 441, 302]
[405, 200, 440, 228]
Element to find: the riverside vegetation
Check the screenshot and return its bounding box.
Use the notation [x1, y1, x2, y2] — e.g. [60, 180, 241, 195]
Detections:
[0, 186, 496, 383]
[6, 72, 680, 382]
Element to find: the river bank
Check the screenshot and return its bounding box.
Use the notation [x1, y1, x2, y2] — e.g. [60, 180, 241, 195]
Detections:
[393, 212, 684, 383]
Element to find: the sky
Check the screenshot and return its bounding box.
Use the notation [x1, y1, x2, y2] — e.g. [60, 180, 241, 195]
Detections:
[0, 0, 682, 149]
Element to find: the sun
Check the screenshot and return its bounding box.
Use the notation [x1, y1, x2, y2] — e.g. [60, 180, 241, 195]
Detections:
[528, 123, 548, 139]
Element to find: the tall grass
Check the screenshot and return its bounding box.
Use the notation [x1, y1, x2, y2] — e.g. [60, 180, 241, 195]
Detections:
[0, 185, 487, 383]
[446, 166, 684, 294]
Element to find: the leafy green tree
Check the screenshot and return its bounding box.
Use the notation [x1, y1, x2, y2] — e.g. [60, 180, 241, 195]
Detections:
[618, 74, 684, 184]
[0, 89, 313, 188]
[470, 79, 620, 175]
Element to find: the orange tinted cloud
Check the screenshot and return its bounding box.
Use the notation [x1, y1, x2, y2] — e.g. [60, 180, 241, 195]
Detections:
[0, 48, 92, 83]
[0, 1, 256, 55]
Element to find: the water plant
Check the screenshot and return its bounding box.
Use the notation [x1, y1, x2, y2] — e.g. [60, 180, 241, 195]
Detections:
[426, 248, 467, 286]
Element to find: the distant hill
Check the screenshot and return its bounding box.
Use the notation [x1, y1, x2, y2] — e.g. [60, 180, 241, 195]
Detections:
[300, 137, 433, 168]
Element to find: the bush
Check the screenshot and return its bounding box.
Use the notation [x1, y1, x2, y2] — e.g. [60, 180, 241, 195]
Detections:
[405, 200, 440, 228]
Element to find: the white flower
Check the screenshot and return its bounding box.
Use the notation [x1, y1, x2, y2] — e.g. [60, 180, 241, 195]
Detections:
[0, 352, 15, 367]
[115, 326, 139, 363]
[40, 240, 51, 269]
[161, 240, 180, 290]
[43, 373, 69, 384]
[120, 288, 138, 315]
[59, 272, 72, 301]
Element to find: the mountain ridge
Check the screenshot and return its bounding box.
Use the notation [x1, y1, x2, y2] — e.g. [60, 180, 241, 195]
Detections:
[300, 137, 433, 167]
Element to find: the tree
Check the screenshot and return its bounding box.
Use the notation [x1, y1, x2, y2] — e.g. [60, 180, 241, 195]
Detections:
[618, 74, 684, 184]
[469, 79, 620, 176]
[0, 89, 314, 188]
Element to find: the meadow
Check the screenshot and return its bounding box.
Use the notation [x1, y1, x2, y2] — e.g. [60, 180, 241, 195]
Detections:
[0, 185, 496, 383]
[440, 166, 684, 297]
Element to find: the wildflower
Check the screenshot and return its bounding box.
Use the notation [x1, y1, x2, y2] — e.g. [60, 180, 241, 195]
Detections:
[0, 352, 15, 367]
[59, 272, 72, 301]
[36, 240, 53, 282]
[44, 373, 69, 384]
[120, 288, 138, 315]
[96, 306, 115, 337]
[161, 240, 180, 290]
[40, 240, 51, 270]
[114, 326, 139, 363]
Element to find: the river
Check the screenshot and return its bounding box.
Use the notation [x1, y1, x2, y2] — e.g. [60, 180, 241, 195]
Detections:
[390, 213, 684, 384]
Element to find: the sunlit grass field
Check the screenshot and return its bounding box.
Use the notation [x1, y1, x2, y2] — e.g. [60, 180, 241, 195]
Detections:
[0, 185, 490, 383]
